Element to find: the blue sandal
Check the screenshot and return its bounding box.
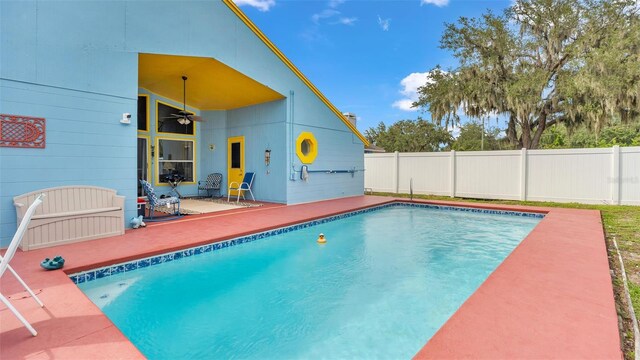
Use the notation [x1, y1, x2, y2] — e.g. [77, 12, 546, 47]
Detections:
[40, 256, 65, 270]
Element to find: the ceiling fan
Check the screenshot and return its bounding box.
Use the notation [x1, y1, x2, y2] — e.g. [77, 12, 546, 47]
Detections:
[164, 76, 202, 125]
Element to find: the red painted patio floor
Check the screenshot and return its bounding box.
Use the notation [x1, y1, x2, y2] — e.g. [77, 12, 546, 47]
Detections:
[0, 196, 621, 359]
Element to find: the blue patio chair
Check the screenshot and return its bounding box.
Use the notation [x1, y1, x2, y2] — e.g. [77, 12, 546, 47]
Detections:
[140, 179, 180, 219]
[227, 172, 255, 203]
[198, 173, 222, 198]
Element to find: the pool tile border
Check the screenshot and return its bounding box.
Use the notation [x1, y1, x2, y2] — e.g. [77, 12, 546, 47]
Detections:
[69, 202, 544, 284]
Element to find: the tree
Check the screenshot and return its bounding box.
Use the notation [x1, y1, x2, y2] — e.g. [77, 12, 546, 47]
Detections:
[365, 119, 452, 152]
[451, 122, 503, 151]
[415, 0, 640, 149]
[539, 122, 640, 148]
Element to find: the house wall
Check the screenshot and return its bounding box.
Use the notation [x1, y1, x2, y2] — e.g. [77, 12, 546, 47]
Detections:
[199, 100, 288, 204]
[226, 100, 288, 203]
[0, 0, 364, 246]
[0, 0, 140, 247]
[286, 89, 365, 204]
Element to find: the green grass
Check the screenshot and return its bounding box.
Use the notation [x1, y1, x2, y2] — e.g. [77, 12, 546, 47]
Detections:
[630, 282, 640, 320]
[372, 192, 640, 317]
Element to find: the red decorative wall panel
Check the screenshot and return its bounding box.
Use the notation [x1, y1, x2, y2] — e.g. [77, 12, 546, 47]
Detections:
[0, 114, 46, 148]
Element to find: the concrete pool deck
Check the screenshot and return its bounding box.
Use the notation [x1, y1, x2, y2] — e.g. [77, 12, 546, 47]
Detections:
[0, 196, 621, 359]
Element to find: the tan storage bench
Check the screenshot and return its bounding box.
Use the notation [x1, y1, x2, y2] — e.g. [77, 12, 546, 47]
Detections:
[14, 186, 125, 251]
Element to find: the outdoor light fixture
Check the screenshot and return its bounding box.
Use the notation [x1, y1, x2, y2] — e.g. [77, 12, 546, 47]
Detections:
[151, 145, 155, 158]
[265, 148, 271, 166]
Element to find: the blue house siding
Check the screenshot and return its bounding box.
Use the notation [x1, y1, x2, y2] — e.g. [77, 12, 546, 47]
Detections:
[0, 0, 364, 247]
[199, 110, 228, 197]
[0, 79, 138, 247]
[286, 86, 365, 204]
[226, 100, 287, 203]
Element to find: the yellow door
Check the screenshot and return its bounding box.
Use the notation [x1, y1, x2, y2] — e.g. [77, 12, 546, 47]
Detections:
[227, 136, 245, 196]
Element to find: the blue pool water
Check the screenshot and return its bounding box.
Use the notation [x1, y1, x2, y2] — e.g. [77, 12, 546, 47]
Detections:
[77, 204, 540, 359]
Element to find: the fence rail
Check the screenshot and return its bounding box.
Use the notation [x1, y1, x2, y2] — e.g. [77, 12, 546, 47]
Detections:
[364, 146, 640, 205]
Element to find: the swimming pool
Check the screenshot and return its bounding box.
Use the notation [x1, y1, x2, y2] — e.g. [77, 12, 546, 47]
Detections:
[74, 203, 541, 359]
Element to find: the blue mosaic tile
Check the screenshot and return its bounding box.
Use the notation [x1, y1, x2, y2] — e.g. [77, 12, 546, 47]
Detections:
[95, 268, 110, 279]
[162, 254, 174, 262]
[111, 265, 125, 275]
[138, 258, 151, 268]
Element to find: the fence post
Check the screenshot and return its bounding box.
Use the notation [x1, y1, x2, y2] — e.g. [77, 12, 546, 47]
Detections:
[393, 151, 400, 194]
[612, 145, 621, 205]
[520, 147, 528, 201]
[450, 150, 456, 198]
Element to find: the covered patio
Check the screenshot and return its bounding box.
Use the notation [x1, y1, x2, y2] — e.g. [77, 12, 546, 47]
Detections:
[137, 53, 287, 205]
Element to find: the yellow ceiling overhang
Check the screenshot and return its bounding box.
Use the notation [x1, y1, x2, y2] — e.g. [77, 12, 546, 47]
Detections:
[138, 53, 285, 110]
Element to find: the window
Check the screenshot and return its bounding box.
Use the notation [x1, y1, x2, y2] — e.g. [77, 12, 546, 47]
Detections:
[231, 142, 241, 168]
[137, 137, 149, 196]
[157, 101, 195, 135]
[296, 131, 318, 164]
[137, 95, 149, 131]
[158, 139, 194, 183]
[300, 139, 312, 156]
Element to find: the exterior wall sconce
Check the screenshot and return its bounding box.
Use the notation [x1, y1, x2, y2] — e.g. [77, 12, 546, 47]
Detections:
[150, 145, 155, 158]
[265, 148, 271, 166]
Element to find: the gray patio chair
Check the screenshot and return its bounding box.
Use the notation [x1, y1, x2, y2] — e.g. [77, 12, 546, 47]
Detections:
[198, 173, 223, 198]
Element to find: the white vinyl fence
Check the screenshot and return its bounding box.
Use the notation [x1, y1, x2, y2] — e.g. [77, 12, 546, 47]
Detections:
[364, 146, 640, 205]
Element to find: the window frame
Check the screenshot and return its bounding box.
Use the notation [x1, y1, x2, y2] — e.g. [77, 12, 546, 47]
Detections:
[137, 134, 151, 196]
[154, 136, 197, 186]
[155, 99, 197, 136]
[137, 94, 150, 133]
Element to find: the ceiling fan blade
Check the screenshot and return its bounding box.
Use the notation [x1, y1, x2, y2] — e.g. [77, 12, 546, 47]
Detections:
[161, 116, 180, 119]
[188, 115, 203, 122]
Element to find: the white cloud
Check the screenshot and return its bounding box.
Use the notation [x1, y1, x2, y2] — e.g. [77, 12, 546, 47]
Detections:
[311, 2, 356, 26]
[392, 99, 416, 111]
[420, 0, 449, 7]
[377, 15, 390, 31]
[336, 17, 358, 25]
[312, 9, 340, 24]
[392, 71, 438, 112]
[234, 0, 276, 12]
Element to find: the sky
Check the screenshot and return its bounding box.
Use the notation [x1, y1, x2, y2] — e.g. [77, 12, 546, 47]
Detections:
[233, 0, 512, 134]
